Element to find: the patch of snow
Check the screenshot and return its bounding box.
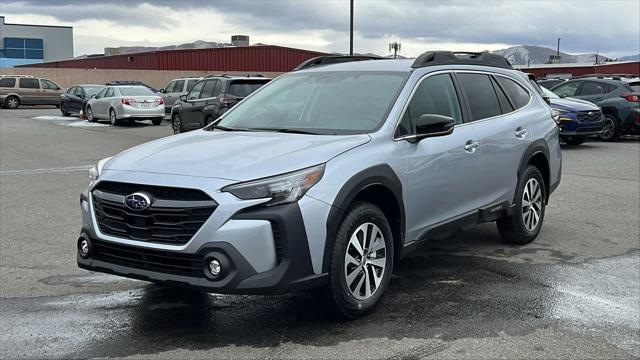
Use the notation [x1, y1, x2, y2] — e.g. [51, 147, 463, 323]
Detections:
[32, 115, 78, 121]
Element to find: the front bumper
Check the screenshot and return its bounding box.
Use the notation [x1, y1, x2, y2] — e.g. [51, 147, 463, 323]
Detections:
[77, 177, 329, 294]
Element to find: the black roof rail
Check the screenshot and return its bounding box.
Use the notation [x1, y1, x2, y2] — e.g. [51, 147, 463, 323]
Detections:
[293, 55, 384, 71]
[572, 73, 638, 79]
[411, 51, 513, 70]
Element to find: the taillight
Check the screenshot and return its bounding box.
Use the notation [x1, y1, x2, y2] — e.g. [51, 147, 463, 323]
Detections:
[155, 97, 164, 105]
[121, 98, 136, 105]
[219, 96, 239, 106]
[621, 93, 640, 102]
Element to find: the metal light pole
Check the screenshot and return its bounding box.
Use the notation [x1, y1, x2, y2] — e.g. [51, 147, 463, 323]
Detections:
[350, 0, 354, 56]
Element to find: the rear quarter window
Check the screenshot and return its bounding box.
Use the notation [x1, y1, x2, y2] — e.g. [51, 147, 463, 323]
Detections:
[19, 78, 40, 89]
[228, 80, 270, 97]
[0, 77, 16, 87]
[495, 76, 531, 110]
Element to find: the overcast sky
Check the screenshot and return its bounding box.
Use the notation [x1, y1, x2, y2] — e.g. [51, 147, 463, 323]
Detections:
[1, 0, 639, 58]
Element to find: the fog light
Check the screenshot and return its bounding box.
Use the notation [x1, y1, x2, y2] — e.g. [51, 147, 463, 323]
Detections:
[78, 237, 91, 258]
[208, 259, 221, 276]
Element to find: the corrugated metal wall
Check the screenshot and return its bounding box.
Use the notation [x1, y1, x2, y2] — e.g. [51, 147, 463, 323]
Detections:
[16, 45, 328, 72]
[524, 61, 640, 78]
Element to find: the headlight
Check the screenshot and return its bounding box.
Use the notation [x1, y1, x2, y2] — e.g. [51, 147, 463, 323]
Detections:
[89, 157, 112, 181]
[551, 109, 571, 124]
[222, 164, 325, 206]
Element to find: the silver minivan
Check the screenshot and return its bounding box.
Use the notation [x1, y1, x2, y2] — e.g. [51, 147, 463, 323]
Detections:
[77, 52, 561, 318]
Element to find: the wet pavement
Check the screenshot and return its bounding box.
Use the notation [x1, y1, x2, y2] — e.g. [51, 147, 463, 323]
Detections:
[1, 109, 639, 359]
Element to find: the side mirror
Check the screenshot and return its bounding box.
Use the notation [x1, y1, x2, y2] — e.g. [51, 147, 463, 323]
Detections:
[159, 88, 166, 93]
[409, 114, 455, 142]
[542, 95, 551, 105]
[179, 94, 188, 102]
[559, 94, 568, 98]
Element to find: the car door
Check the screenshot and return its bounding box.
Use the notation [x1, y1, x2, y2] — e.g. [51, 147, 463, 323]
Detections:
[574, 81, 615, 106]
[460, 72, 536, 209]
[180, 80, 206, 128]
[98, 87, 115, 117]
[90, 87, 108, 118]
[18, 78, 41, 104]
[41, 79, 62, 105]
[64, 87, 82, 113]
[167, 79, 185, 107]
[200, 80, 223, 127]
[398, 72, 482, 236]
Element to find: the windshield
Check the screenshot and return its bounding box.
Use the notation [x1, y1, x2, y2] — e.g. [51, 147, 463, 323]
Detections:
[216, 71, 408, 135]
[84, 86, 103, 96]
[541, 86, 560, 99]
[118, 86, 154, 96]
[228, 80, 270, 97]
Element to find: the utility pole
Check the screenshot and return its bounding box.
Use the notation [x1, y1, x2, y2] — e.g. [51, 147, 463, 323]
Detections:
[389, 42, 401, 59]
[556, 37, 561, 57]
[595, 50, 599, 65]
[349, 0, 354, 56]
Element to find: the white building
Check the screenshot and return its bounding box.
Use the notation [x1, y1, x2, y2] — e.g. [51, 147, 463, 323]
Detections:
[0, 16, 73, 67]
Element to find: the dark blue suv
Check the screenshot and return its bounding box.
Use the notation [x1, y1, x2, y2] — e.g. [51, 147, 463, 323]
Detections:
[551, 76, 640, 141]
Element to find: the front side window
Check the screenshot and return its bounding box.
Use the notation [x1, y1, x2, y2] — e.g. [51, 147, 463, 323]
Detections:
[41, 79, 59, 90]
[163, 81, 176, 93]
[186, 79, 199, 91]
[66, 87, 76, 95]
[0, 77, 16, 87]
[19, 78, 39, 89]
[95, 88, 108, 98]
[105, 88, 115, 97]
[187, 81, 205, 100]
[553, 81, 581, 97]
[172, 80, 185, 93]
[396, 74, 462, 137]
[83, 86, 103, 97]
[495, 76, 530, 109]
[457, 73, 501, 121]
[216, 71, 408, 135]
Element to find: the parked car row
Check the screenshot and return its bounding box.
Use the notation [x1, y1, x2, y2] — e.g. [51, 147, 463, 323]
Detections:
[0, 75, 64, 109]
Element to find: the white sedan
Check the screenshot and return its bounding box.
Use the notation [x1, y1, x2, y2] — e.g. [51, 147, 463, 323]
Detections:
[85, 85, 165, 126]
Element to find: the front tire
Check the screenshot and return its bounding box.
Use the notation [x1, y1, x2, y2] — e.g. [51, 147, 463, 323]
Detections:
[4, 96, 19, 109]
[60, 104, 70, 117]
[324, 202, 394, 318]
[86, 106, 96, 122]
[599, 114, 620, 142]
[109, 109, 120, 126]
[497, 165, 546, 244]
[172, 113, 183, 134]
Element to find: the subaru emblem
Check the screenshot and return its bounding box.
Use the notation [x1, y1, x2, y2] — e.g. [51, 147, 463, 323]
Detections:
[124, 192, 152, 211]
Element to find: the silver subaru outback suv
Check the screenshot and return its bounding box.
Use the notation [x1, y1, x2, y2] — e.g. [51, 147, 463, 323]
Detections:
[78, 52, 561, 318]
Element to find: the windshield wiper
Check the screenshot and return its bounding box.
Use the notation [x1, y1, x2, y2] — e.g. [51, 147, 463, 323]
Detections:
[251, 128, 320, 135]
[209, 125, 249, 132]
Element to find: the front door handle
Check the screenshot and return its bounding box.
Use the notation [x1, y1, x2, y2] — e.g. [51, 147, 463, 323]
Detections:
[464, 140, 480, 153]
[515, 127, 527, 138]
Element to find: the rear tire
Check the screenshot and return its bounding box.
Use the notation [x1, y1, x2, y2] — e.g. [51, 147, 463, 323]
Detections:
[4, 96, 19, 109]
[86, 106, 96, 122]
[497, 165, 546, 244]
[172, 113, 183, 134]
[323, 201, 394, 318]
[599, 114, 620, 142]
[109, 109, 120, 126]
[562, 135, 588, 145]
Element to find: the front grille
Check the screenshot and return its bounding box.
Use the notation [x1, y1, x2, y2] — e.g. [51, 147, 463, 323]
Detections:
[92, 240, 204, 277]
[92, 181, 217, 245]
[576, 110, 603, 123]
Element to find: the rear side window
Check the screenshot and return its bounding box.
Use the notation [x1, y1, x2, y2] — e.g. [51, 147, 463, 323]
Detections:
[397, 74, 462, 137]
[186, 80, 199, 91]
[172, 80, 185, 93]
[457, 73, 501, 121]
[491, 78, 513, 113]
[19, 78, 40, 89]
[0, 77, 16, 87]
[579, 81, 615, 95]
[199, 80, 216, 98]
[628, 82, 640, 92]
[495, 76, 530, 109]
[228, 80, 269, 97]
[553, 81, 580, 97]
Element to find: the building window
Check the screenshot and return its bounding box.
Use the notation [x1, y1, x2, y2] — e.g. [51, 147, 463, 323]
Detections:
[3, 37, 44, 59]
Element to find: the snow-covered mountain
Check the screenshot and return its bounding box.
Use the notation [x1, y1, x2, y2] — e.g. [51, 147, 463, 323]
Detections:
[493, 45, 611, 65]
[619, 54, 640, 61]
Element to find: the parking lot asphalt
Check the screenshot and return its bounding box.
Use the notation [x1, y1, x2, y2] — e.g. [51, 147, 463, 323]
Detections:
[1, 108, 639, 359]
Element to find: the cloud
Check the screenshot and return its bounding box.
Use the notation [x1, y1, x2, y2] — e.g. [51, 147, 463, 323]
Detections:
[1, 0, 638, 57]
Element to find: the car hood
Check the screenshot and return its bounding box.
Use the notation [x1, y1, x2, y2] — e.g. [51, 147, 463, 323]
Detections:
[105, 130, 371, 181]
[550, 97, 600, 112]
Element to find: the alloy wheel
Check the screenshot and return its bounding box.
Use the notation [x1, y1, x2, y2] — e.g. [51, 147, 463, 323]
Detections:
[110, 110, 117, 125]
[86, 107, 94, 121]
[172, 114, 182, 134]
[601, 117, 615, 140]
[6, 97, 18, 109]
[344, 222, 387, 301]
[522, 178, 542, 232]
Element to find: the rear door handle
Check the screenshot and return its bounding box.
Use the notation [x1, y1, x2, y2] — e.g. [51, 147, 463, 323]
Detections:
[515, 127, 527, 138]
[464, 140, 479, 152]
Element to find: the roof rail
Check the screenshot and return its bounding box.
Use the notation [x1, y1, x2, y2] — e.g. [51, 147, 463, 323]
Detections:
[572, 73, 639, 79]
[293, 55, 384, 71]
[412, 51, 513, 70]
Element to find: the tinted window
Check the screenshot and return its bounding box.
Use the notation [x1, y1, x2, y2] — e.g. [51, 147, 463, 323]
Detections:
[172, 80, 185, 93]
[553, 81, 580, 97]
[495, 76, 530, 109]
[187, 81, 205, 100]
[19, 78, 40, 89]
[457, 73, 501, 121]
[397, 74, 462, 137]
[66, 86, 76, 94]
[579, 81, 614, 95]
[217, 72, 408, 134]
[200, 80, 216, 98]
[228, 80, 270, 97]
[119, 87, 154, 96]
[163, 81, 176, 92]
[186, 79, 199, 91]
[491, 78, 514, 113]
[0, 78, 16, 87]
[41, 79, 59, 90]
[212, 80, 223, 96]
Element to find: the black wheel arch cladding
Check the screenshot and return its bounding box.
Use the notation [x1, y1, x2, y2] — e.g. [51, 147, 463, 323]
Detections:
[323, 164, 405, 273]
[517, 139, 551, 203]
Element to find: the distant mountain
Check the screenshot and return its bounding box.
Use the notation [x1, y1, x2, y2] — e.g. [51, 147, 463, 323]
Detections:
[618, 54, 640, 61]
[493, 45, 611, 65]
[104, 40, 238, 56]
